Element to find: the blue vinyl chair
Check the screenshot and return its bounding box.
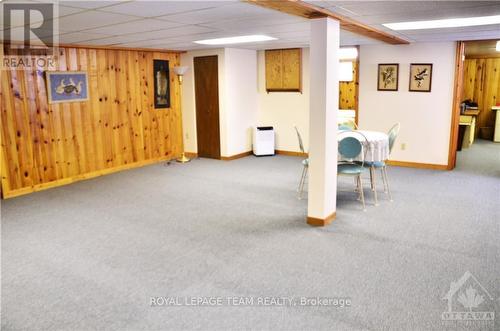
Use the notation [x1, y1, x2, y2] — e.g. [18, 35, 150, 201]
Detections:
[294, 126, 308, 199]
[364, 123, 400, 203]
[338, 131, 369, 210]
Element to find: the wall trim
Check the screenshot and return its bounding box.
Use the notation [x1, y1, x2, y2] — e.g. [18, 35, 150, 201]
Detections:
[2, 155, 177, 199]
[276, 150, 308, 157]
[386, 160, 448, 170]
[307, 212, 336, 226]
[221, 151, 253, 161]
[184, 152, 198, 159]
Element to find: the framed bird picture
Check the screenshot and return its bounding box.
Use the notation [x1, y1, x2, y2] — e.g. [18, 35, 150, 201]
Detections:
[409, 63, 432, 92]
[46, 71, 89, 104]
[377, 64, 399, 91]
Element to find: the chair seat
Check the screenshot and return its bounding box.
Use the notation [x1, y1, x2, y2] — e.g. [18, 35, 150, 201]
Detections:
[338, 163, 365, 175]
[302, 158, 309, 166]
[363, 161, 386, 168]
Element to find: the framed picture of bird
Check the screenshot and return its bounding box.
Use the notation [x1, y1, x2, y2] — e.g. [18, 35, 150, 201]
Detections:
[409, 63, 433, 92]
[377, 64, 399, 91]
[46, 71, 89, 104]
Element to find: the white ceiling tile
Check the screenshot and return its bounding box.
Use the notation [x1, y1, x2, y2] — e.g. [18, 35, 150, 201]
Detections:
[59, 1, 128, 10]
[123, 24, 217, 40]
[156, 2, 290, 24]
[83, 18, 183, 35]
[55, 10, 139, 32]
[97, 0, 228, 17]
[57, 31, 115, 43]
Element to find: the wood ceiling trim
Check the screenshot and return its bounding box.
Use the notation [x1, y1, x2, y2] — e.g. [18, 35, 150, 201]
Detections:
[245, 0, 410, 45]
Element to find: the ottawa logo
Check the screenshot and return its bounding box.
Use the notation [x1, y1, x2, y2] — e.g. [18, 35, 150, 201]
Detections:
[442, 271, 495, 327]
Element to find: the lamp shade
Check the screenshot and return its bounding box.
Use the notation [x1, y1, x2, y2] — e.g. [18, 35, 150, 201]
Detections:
[173, 66, 189, 76]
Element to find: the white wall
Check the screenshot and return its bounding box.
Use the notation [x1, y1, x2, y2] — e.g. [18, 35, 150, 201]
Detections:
[257, 48, 310, 153]
[358, 42, 456, 165]
[224, 48, 258, 156]
[180, 48, 257, 157]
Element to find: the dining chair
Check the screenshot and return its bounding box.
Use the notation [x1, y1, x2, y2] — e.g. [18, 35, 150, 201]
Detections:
[294, 126, 308, 199]
[365, 123, 400, 203]
[338, 131, 369, 210]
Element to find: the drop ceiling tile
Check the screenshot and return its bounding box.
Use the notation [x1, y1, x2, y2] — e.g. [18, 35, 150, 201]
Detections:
[76, 34, 155, 45]
[55, 10, 139, 32]
[201, 15, 306, 32]
[59, 1, 128, 10]
[124, 25, 217, 40]
[57, 31, 115, 43]
[97, 0, 227, 18]
[83, 18, 183, 35]
[156, 2, 289, 24]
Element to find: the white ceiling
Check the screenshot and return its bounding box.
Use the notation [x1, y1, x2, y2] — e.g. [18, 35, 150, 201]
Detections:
[1, 0, 500, 50]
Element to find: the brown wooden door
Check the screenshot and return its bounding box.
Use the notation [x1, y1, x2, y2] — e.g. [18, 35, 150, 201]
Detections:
[194, 56, 221, 159]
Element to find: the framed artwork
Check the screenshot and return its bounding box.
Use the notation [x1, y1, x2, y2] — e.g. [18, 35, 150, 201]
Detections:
[409, 63, 432, 92]
[377, 63, 399, 91]
[46, 71, 89, 104]
[153, 59, 170, 109]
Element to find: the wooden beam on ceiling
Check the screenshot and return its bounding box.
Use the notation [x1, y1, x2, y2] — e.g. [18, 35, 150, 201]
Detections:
[245, 0, 410, 45]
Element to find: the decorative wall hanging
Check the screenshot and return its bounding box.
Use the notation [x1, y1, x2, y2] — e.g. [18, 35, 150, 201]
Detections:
[409, 63, 432, 92]
[46, 71, 89, 104]
[377, 64, 399, 91]
[153, 59, 170, 109]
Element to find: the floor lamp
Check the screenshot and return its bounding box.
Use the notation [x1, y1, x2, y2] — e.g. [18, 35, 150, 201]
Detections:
[173, 65, 190, 163]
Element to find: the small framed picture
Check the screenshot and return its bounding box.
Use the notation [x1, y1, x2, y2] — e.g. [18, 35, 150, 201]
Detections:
[377, 64, 399, 91]
[153, 59, 170, 109]
[409, 63, 432, 92]
[46, 71, 89, 104]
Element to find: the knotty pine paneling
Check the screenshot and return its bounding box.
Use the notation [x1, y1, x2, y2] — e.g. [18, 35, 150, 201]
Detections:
[339, 60, 358, 111]
[0, 47, 183, 198]
[462, 58, 500, 136]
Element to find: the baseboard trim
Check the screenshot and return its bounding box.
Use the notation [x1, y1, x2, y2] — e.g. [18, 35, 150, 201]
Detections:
[184, 152, 198, 159]
[276, 150, 308, 157]
[307, 212, 336, 226]
[221, 151, 252, 161]
[2, 155, 176, 199]
[386, 160, 448, 170]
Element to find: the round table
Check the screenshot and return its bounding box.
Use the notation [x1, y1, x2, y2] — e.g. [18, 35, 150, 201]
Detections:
[338, 130, 390, 162]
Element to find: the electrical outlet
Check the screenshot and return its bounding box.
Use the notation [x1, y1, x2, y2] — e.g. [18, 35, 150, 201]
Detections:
[401, 143, 406, 151]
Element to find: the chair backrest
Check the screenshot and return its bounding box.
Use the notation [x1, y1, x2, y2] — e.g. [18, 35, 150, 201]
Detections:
[338, 130, 369, 166]
[294, 126, 305, 154]
[338, 120, 358, 131]
[387, 123, 401, 153]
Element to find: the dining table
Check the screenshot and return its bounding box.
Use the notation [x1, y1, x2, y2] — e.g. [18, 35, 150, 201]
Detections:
[338, 130, 390, 163]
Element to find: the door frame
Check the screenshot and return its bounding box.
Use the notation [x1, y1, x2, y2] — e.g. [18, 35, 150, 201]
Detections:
[447, 41, 465, 170]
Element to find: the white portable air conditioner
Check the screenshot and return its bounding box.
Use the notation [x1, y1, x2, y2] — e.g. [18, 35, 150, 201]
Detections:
[253, 126, 275, 156]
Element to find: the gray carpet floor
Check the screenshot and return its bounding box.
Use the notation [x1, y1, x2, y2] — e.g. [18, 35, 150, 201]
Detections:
[1, 140, 499, 331]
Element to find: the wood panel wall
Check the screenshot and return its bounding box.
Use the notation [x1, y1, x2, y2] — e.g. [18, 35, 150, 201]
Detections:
[0, 46, 183, 198]
[339, 60, 359, 111]
[462, 57, 500, 136]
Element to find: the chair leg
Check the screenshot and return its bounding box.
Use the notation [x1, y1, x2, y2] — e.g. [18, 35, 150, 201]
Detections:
[382, 166, 393, 202]
[370, 166, 379, 206]
[358, 175, 366, 211]
[298, 166, 308, 199]
[381, 168, 388, 193]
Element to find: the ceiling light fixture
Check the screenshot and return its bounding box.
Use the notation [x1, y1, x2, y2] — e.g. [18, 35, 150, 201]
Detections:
[497, 41, 500, 52]
[339, 47, 358, 60]
[194, 35, 277, 45]
[383, 15, 500, 30]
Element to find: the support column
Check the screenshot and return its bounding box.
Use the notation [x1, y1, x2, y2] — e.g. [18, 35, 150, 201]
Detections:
[307, 18, 339, 226]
